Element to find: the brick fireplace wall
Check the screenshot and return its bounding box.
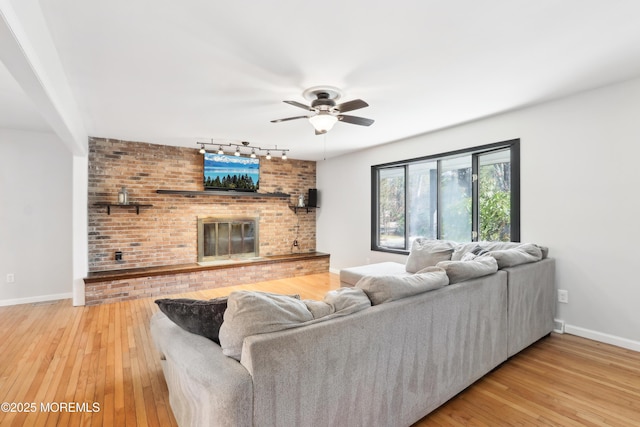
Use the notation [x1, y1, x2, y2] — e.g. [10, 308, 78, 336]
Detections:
[88, 137, 317, 272]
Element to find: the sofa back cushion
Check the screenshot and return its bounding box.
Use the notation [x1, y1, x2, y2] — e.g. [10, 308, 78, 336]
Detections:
[405, 239, 456, 273]
[303, 287, 372, 319]
[486, 243, 543, 268]
[219, 292, 314, 360]
[436, 256, 498, 284]
[356, 267, 449, 305]
[219, 289, 372, 361]
[452, 241, 549, 261]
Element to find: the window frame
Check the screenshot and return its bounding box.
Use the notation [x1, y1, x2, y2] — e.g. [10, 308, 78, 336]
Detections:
[371, 139, 520, 254]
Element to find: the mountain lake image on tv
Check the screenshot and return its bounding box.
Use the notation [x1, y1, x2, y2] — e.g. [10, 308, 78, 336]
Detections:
[204, 153, 260, 191]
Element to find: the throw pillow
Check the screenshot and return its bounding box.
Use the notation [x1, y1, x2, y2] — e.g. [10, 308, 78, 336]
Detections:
[436, 256, 498, 284]
[486, 243, 543, 268]
[155, 297, 229, 344]
[219, 291, 314, 361]
[356, 267, 449, 305]
[405, 239, 457, 273]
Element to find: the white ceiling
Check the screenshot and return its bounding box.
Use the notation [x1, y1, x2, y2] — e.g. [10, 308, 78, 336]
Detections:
[3, 0, 640, 160]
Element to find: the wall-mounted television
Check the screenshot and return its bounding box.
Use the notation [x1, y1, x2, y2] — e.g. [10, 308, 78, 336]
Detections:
[204, 153, 260, 191]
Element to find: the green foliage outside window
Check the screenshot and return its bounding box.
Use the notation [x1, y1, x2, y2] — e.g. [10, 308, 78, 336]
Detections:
[479, 163, 511, 241]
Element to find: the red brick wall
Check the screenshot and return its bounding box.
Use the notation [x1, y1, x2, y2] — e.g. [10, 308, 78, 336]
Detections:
[88, 138, 317, 272]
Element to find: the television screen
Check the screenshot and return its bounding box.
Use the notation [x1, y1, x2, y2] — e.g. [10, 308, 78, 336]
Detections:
[203, 153, 260, 191]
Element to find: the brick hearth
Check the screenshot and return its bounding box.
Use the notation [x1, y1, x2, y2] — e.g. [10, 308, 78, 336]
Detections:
[84, 252, 329, 305]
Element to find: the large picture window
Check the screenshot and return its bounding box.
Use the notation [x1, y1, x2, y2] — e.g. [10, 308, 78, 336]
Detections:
[371, 139, 520, 253]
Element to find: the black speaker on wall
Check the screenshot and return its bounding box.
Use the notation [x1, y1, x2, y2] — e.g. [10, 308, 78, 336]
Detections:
[308, 188, 318, 207]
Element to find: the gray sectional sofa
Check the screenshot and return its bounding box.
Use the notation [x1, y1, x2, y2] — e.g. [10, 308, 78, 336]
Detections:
[151, 240, 555, 427]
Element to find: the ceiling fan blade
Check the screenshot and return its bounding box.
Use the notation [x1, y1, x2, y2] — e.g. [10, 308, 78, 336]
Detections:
[283, 100, 315, 111]
[338, 115, 375, 126]
[336, 99, 369, 113]
[271, 115, 310, 123]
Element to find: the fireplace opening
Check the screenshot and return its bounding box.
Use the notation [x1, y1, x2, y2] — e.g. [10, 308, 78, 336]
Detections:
[197, 217, 259, 263]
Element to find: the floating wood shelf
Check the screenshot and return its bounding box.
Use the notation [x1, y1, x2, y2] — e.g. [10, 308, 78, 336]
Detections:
[289, 205, 319, 213]
[94, 203, 153, 215]
[156, 189, 290, 198]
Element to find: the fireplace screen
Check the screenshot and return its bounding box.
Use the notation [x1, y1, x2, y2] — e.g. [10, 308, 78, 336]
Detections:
[198, 218, 258, 262]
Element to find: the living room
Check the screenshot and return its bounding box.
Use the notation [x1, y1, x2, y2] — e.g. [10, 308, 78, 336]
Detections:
[1, 1, 639, 425]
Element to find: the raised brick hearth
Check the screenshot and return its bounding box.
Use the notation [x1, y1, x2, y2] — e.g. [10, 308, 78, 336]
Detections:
[84, 252, 329, 305]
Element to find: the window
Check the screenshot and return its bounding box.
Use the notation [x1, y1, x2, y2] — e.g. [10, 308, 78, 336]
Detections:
[372, 140, 520, 253]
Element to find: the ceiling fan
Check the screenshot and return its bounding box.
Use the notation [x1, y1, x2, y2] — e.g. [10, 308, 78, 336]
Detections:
[271, 86, 374, 135]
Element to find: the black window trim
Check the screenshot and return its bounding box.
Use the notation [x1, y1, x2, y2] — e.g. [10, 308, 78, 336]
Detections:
[371, 139, 520, 254]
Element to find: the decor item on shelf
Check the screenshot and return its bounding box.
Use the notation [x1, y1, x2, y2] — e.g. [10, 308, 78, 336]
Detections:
[271, 86, 374, 135]
[118, 187, 129, 205]
[197, 140, 289, 160]
[297, 194, 305, 207]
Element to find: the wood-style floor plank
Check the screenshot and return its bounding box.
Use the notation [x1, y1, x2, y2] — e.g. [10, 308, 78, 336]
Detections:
[0, 273, 638, 426]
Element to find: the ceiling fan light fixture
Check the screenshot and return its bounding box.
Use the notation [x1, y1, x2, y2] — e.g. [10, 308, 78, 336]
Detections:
[309, 113, 338, 133]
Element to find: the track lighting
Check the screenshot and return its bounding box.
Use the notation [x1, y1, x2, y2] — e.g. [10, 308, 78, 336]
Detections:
[196, 141, 290, 160]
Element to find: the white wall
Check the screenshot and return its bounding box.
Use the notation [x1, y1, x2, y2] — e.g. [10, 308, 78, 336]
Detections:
[317, 76, 640, 350]
[0, 128, 73, 304]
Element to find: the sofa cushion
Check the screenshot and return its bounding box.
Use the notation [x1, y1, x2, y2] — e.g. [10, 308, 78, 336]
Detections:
[452, 241, 519, 261]
[340, 262, 408, 286]
[304, 287, 372, 319]
[219, 292, 314, 361]
[355, 267, 449, 305]
[453, 241, 549, 261]
[486, 243, 543, 268]
[436, 256, 498, 284]
[405, 239, 456, 273]
[155, 297, 229, 344]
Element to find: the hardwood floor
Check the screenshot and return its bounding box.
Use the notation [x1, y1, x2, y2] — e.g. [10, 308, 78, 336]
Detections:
[1, 273, 638, 426]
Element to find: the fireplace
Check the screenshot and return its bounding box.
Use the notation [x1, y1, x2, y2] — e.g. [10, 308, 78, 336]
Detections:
[197, 217, 259, 263]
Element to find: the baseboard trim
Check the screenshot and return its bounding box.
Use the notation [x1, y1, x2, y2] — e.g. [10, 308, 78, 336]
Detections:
[0, 292, 73, 307]
[564, 324, 640, 352]
[329, 267, 341, 275]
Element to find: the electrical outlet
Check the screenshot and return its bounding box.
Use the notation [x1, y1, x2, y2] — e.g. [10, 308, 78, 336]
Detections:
[557, 289, 569, 304]
[6, 273, 15, 284]
[553, 319, 565, 334]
